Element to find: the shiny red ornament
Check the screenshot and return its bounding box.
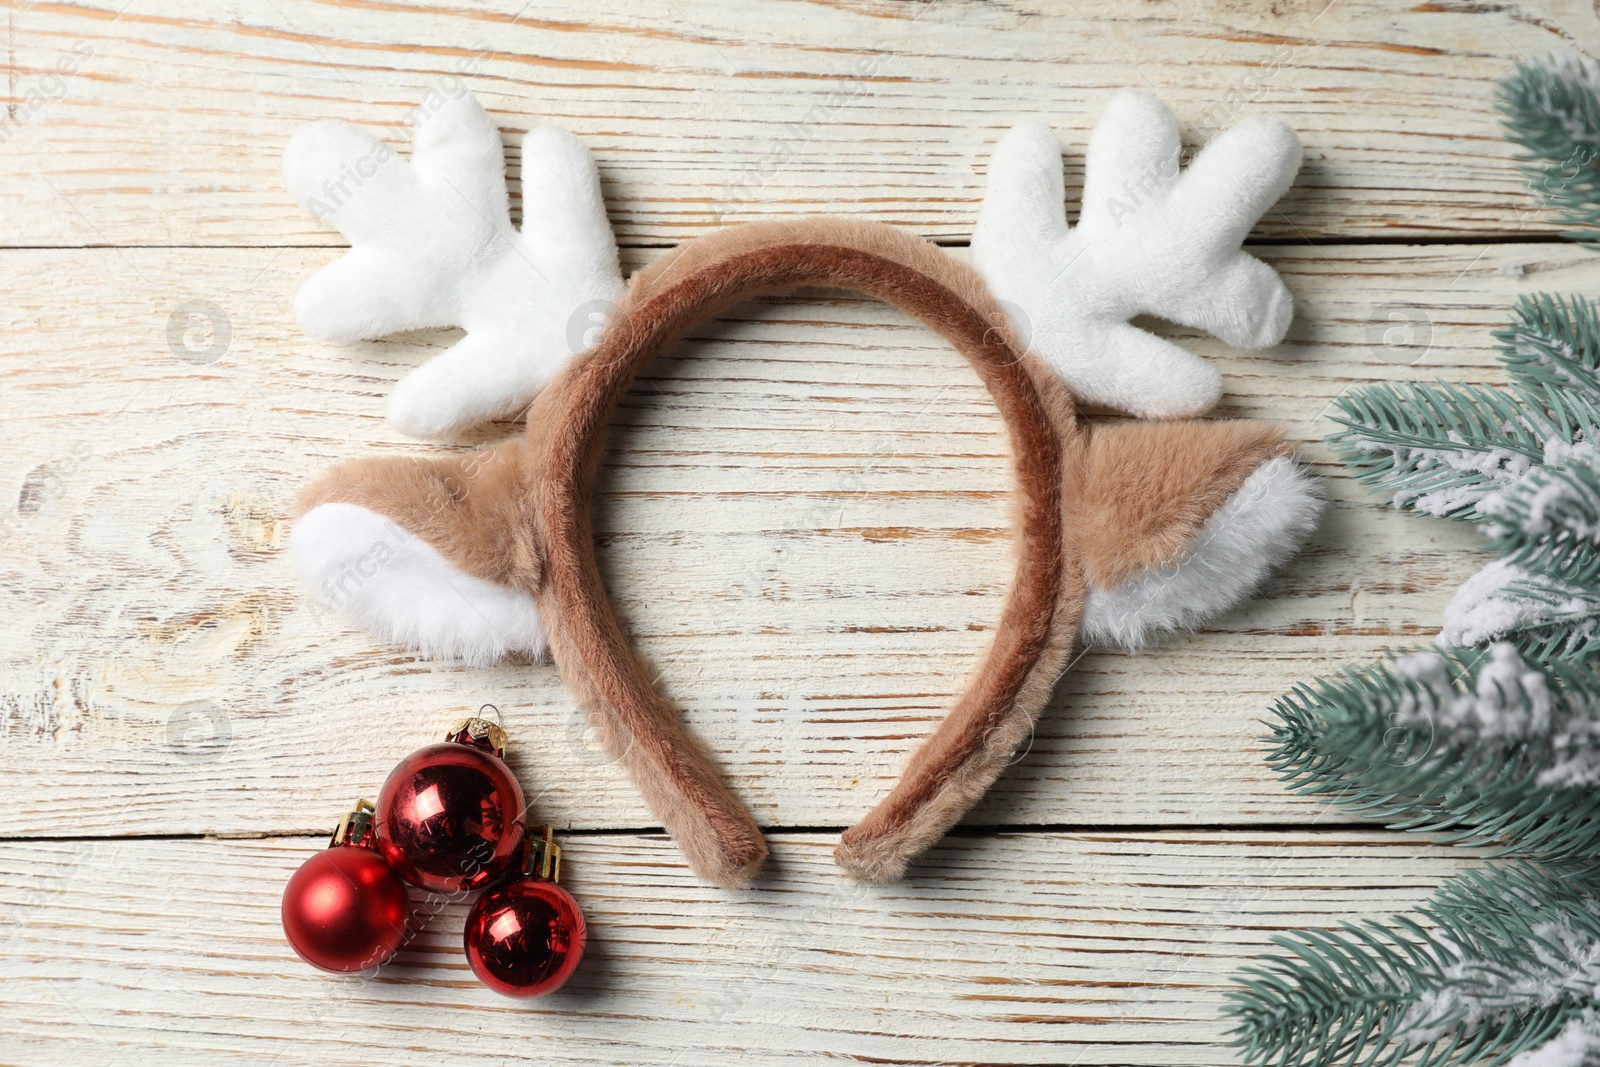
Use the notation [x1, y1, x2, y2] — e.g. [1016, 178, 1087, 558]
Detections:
[464, 826, 586, 997]
[375, 717, 526, 894]
[282, 800, 411, 973]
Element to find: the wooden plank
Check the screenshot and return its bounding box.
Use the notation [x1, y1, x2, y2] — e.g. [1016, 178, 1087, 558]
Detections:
[0, 241, 1565, 836]
[0, 0, 1585, 246]
[0, 831, 1484, 1066]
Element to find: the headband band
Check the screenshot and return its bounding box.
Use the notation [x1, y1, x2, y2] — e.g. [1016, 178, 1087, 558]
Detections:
[533, 219, 1078, 885]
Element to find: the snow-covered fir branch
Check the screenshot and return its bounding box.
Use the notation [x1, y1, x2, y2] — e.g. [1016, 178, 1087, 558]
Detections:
[1233, 52, 1600, 1067]
[1329, 380, 1538, 519]
[1498, 54, 1600, 241]
[1266, 643, 1600, 861]
[1229, 865, 1600, 1067]
[1478, 457, 1600, 591]
[1443, 560, 1600, 663]
[1508, 1010, 1600, 1067]
[1327, 379, 1600, 521]
[1497, 293, 1600, 402]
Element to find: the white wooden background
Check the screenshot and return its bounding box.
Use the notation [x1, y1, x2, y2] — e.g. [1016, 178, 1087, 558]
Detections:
[0, 1, 1589, 1064]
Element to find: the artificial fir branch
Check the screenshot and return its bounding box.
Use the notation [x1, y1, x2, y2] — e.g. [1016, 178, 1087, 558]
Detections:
[1328, 359, 1600, 527]
[1228, 54, 1600, 1067]
[1264, 644, 1600, 867]
[1497, 571, 1600, 663]
[1441, 560, 1600, 664]
[1226, 864, 1600, 1067]
[1327, 381, 1546, 520]
[1497, 55, 1600, 241]
[1483, 461, 1600, 583]
[1496, 293, 1600, 402]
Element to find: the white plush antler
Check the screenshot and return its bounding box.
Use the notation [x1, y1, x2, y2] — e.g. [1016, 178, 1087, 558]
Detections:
[284, 91, 624, 437]
[972, 90, 1302, 418]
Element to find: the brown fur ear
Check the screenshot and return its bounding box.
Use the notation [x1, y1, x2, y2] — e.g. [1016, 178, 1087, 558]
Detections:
[1067, 418, 1290, 591]
[296, 438, 541, 592]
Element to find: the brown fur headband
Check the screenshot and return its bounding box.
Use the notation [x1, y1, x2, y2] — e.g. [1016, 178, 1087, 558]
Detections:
[285, 92, 1322, 887]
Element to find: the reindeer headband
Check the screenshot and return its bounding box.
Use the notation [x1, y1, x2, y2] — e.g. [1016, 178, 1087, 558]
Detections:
[285, 89, 1322, 887]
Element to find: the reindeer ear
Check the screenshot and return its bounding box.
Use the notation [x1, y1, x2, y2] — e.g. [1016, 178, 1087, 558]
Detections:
[290, 440, 546, 665]
[1069, 419, 1322, 649]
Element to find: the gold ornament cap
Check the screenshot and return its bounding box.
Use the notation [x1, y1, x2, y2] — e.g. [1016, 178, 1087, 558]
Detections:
[518, 825, 562, 883]
[330, 798, 377, 849]
[445, 716, 507, 759]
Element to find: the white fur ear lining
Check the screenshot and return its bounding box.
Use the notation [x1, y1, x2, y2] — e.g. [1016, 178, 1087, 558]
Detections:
[971, 91, 1302, 419]
[284, 90, 625, 439]
[290, 502, 547, 666]
[1080, 457, 1323, 649]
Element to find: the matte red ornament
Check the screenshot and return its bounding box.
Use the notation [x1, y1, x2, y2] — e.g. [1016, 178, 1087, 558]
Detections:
[375, 717, 526, 894]
[282, 800, 411, 973]
[464, 826, 586, 997]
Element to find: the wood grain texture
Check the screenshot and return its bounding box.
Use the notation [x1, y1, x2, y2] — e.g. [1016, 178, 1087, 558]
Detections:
[0, 832, 1484, 1067]
[0, 241, 1570, 836]
[0, 3, 1576, 1060]
[0, 0, 1592, 245]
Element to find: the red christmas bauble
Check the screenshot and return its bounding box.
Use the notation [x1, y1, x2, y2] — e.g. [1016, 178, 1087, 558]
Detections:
[375, 726, 526, 894]
[464, 876, 587, 997]
[281, 844, 410, 973]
